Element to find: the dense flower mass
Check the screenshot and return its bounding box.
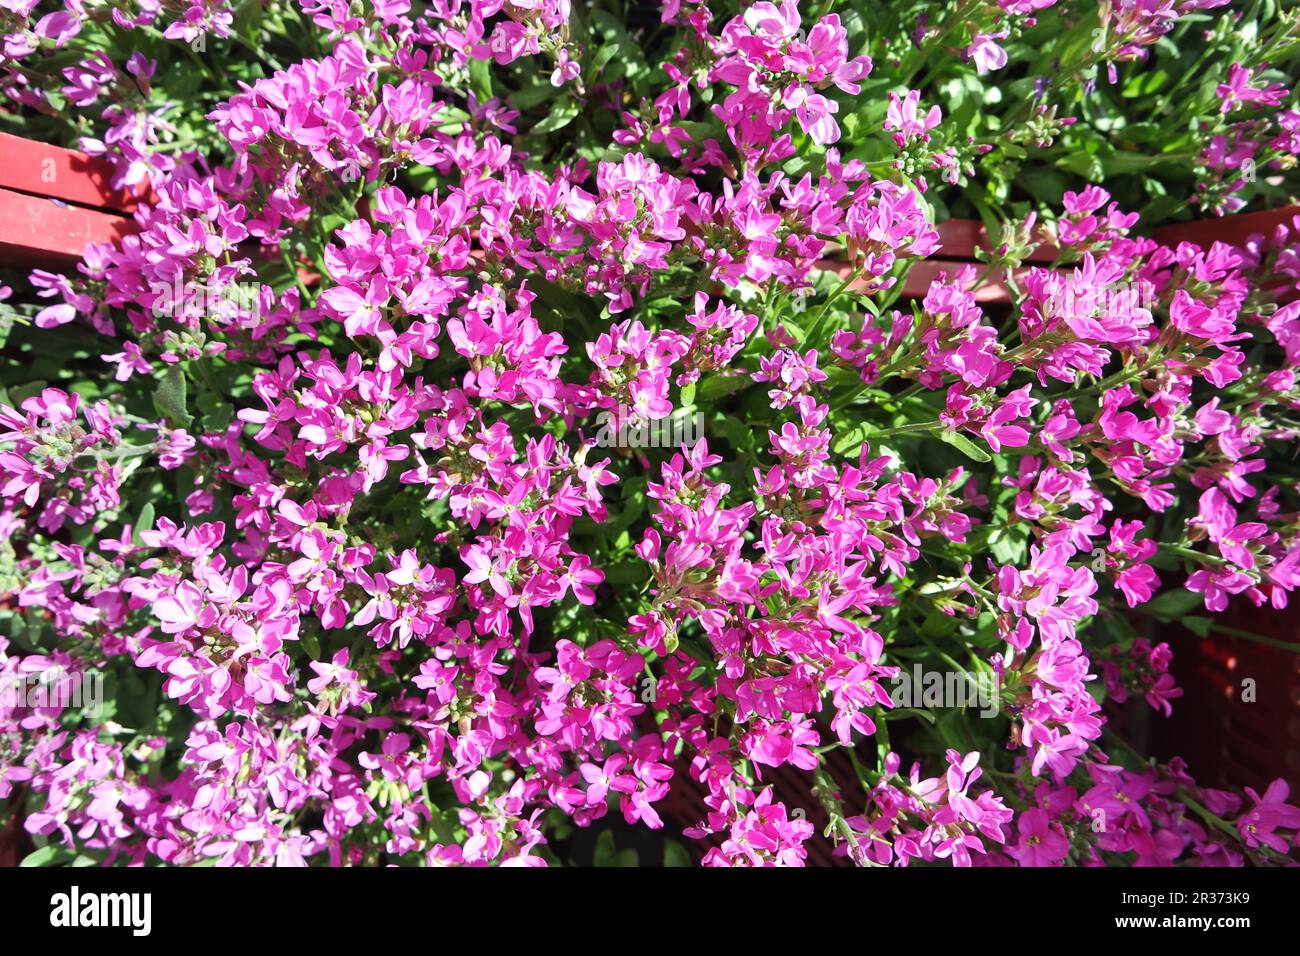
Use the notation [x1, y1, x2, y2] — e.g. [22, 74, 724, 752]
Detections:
[0, 0, 1298, 867]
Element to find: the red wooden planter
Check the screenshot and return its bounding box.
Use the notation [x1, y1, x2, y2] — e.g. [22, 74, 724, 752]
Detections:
[0, 813, 25, 866]
[1, 127, 1294, 294]
[1154, 204, 1300, 251]
[1156, 205, 1300, 309]
[0, 131, 144, 267]
[0, 133, 1297, 852]
[1150, 600, 1300, 792]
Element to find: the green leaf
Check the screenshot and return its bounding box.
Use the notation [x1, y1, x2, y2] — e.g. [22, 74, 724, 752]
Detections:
[233, 0, 264, 42]
[989, 526, 1028, 565]
[512, 83, 556, 111]
[319, 213, 352, 238]
[939, 430, 992, 462]
[696, 374, 749, 402]
[1142, 588, 1204, 622]
[593, 830, 616, 867]
[404, 164, 440, 194]
[21, 844, 74, 867]
[152, 365, 189, 426]
[197, 389, 234, 431]
[1018, 167, 1068, 205]
[8, 380, 49, 405]
[533, 98, 580, 134]
[832, 423, 871, 457]
[587, 43, 621, 82]
[679, 381, 696, 408]
[132, 501, 155, 545]
[591, 11, 648, 79]
[469, 56, 492, 102]
[663, 841, 693, 867]
[1121, 68, 1168, 98]
[1061, 150, 1105, 181]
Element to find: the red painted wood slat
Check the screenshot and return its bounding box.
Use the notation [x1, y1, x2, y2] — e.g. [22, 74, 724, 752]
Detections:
[933, 217, 1059, 264]
[0, 131, 149, 212]
[1153, 204, 1300, 250]
[0, 187, 139, 268]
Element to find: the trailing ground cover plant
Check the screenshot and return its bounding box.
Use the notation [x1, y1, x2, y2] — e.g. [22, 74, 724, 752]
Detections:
[0, 0, 1299, 867]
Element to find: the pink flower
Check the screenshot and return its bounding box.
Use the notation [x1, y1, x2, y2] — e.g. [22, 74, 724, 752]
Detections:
[1238, 780, 1300, 853]
[558, 554, 603, 605]
[153, 583, 206, 635]
[1006, 809, 1070, 866]
[966, 32, 1009, 74]
[884, 90, 941, 146]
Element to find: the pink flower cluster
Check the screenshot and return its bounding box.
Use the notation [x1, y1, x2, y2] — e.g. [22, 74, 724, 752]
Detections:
[1, 0, 1299, 869]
